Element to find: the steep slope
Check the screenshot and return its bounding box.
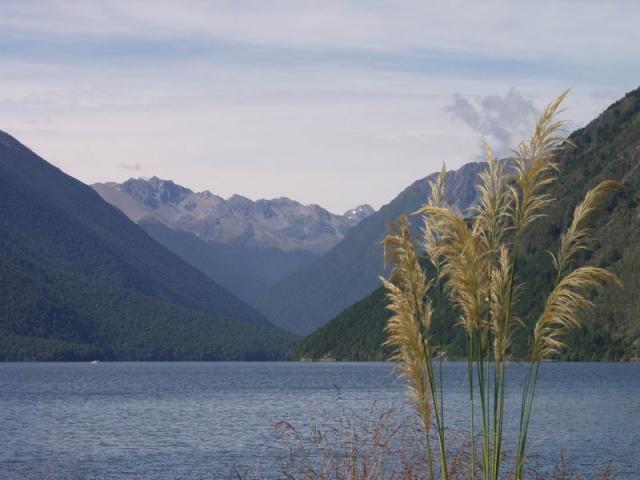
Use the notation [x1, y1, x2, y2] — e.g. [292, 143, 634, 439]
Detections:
[291, 275, 464, 361]
[257, 162, 486, 335]
[0, 131, 295, 360]
[292, 287, 390, 361]
[93, 178, 373, 304]
[138, 219, 315, 304]
[293, 87, 640, 361]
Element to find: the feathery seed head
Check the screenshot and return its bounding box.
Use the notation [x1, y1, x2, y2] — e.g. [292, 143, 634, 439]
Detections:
[511, 90, 570, 232]
[533, 177, 623, 360]
[552, 180, 623, 276]
[533, 267, 621, 360]
[381, 216, 433, 431]
[419, 163, 448, 273]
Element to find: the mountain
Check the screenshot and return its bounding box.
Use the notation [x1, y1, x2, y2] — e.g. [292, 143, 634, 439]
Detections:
[256, 162, 486, 335]
[94, 177, 373, 254]
[293, 87, 640, 361]
[292, 287, 391, 361]
[0, 130, 295, 361]
[93, 178, 374, 304]
[343, 204, 376, 223]
[137, 219, 317, 304]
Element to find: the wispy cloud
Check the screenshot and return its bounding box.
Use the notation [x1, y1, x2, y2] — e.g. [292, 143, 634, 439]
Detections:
[444, 89, 539, 157]
[0, 1, 637, 211]
[119, 162, 142, 171]
[2, 2, 640, 67]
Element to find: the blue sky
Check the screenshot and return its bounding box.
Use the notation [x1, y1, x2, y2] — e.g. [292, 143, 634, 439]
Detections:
[1, 1, 639, 212]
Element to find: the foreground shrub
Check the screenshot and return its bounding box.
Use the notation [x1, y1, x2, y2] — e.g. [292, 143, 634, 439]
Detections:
[262, 396, 615, 480]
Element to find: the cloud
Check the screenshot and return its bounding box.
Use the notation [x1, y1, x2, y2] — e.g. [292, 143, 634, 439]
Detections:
[119, 162, 142, 171]
[0, 2, 636, 211]
[24, 118, 53, 125]
[590, 88, 618, 101]
[2, 1, 640, 71]
[444, 88, 539, 156]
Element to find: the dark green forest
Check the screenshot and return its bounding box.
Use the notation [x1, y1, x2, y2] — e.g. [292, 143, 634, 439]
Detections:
[0, 131, 295, 361]
[293, 87, 640, 362]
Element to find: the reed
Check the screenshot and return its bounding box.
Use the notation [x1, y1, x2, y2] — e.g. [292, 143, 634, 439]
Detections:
[381, 91, 622, 479]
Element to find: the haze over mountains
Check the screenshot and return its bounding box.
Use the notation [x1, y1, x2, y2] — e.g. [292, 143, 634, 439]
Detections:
[0, 131, 294, 361]
[93, 164, 489, 337]
[93, 178, 374, 304]
[94, 166, 485, 337]
[256, 162, 486, 335]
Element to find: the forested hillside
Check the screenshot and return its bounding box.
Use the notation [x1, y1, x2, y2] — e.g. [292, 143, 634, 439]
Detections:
[0, 131, 295, 361]
[293, 87, 640, 361]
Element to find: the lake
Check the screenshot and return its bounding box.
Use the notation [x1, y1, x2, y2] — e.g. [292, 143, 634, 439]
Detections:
[0, 362, 638, 479]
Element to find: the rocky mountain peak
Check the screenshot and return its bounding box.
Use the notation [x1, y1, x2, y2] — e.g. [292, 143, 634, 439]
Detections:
[120, 176, 193, 209]
[93, 177, 374, 255]
[343, 204, 375, 224]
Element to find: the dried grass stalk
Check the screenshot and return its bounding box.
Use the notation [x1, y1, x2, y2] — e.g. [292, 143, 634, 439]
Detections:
[380, 215, 432, 432]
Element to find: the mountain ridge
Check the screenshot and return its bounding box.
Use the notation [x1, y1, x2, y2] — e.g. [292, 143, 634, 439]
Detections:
[93, 177, 374, 255]
[0, 130, 295, 361]
[93, 177, 374, 305]
[292, 86, 640, 361]
[256, 161, 487, 335]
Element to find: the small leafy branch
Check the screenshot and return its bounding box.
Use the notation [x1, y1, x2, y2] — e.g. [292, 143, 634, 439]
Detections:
[381, 91, 622, 480]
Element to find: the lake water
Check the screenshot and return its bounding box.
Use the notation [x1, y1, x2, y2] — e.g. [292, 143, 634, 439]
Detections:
[0, 362, 638, 479]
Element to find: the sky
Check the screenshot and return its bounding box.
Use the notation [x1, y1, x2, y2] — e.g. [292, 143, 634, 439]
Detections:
[1, 1, 639, 213]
